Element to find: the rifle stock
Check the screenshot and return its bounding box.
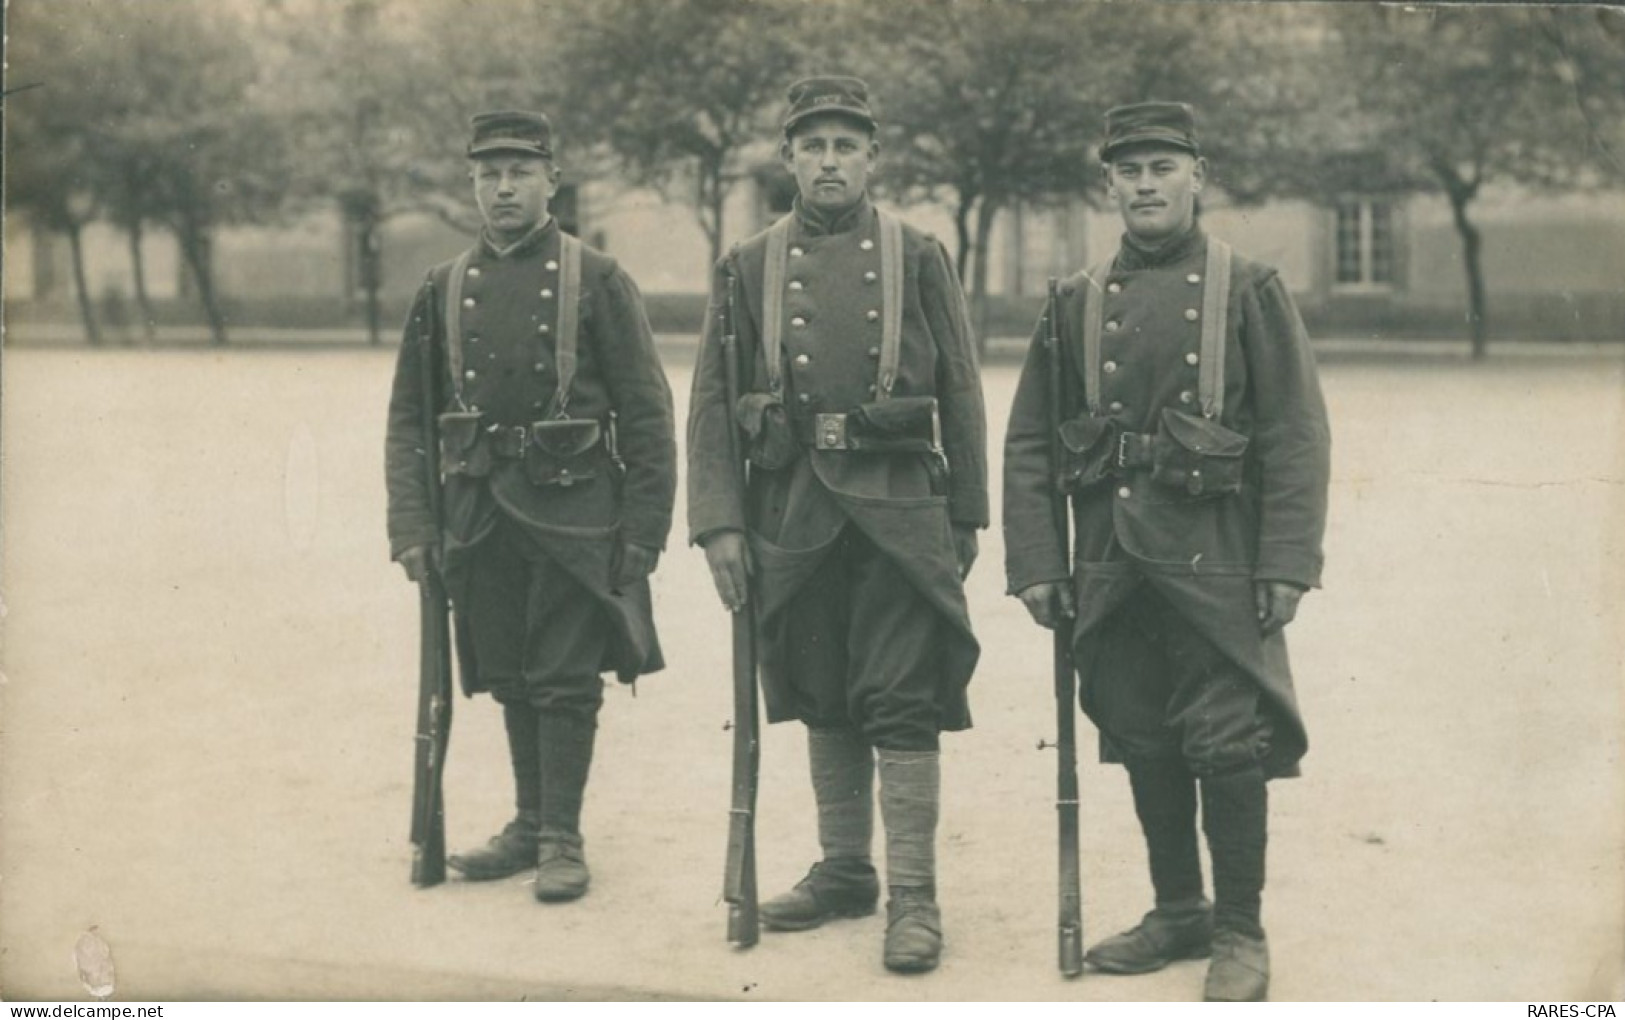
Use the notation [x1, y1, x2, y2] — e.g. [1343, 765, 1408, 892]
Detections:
[410, 282, 454, 889]
[719, 263, 762, 948]
[1047, 278, 1085, 975]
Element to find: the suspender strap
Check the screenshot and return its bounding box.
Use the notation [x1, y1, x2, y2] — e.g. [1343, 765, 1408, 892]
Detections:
[1198, 238, 1232, 420]
[443, 249, 473, 408]
[760, 214, 794, 396]
[1080, 262, 1110, 416]
[553, 233, 583, 417]
[876, 210, 905, 399]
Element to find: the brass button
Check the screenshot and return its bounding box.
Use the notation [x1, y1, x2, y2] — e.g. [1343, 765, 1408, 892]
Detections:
[545, 260, 559, 271]
[1179, 390, 1195, 404]
[789, 280, 804, 291]
[462, 297, 476, 309]
[868, 346, 880, 358]
[1184, 308, 1199, 321]
[866, 309, 880, 322]
[864, 271, 877, 283]
[537, 324, 550, 335]
[789, 246, 804, 258]
[467, 267, 481, 278]
[1108, 400, 1124, 413]
[797, 392, 811, 404]
[1185, 352, 1199, 366]
[464, 369, 477, 381]
[1117, 486, 1131, 499]
[540, 288, 554, 299]
[467, 335, 480, 344]
[868, 384, 877, 396]
[1103, 360, 1118, 374]
[859, 239, 874, 251]
[794, 354, 810, 367]
[534, 361, 546, 372]
[791, 316, 807, 328]
[469, 404, 481, 413]
[1187, 273, 1201, 284]
[1107, 281, 1122, 294]
[1105, 319, 1121, 332]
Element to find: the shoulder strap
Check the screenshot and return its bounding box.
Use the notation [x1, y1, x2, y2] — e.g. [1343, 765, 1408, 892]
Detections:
[759, 214, 794, 396]
[442, 248, 474, 409]
[1080, 260, 1111, 416]
[1198, 238, 1232, 420]
[875, 210, 905, 399]
[552, 232, 583, 417]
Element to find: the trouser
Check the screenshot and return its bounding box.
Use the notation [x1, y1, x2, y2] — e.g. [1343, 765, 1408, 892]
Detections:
[779, 526, 945, 752]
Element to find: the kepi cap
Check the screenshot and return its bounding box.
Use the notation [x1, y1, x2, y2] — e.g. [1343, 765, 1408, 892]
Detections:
[783, 76, 877, 136]
[467, 110, 553, 160]
[1099, 101, 1199, 162]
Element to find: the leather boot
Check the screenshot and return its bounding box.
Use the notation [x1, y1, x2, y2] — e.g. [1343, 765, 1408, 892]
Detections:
[530, 711, 596, 902]
[878, 749, 942, 973]
[759, 857, 880, 931]
[533, 830, 590, 902]
[1200, 765, 1270, 1001]
[883, 885, 943, 974]
[447, 703, 541, 881]
[1084, 899, 1213, 974]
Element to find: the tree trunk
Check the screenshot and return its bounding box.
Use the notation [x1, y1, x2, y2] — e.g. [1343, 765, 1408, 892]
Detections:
[1445, 185, 1488, 360]
[700, 160, 727, 269]
[360, 216, 383, 345]
[66, 222, 103, 346]
[952, 196, 974, 283]
[127, 220, 158, 344]
[178, 223, 229, 345]
[970, 195, 1000, 353]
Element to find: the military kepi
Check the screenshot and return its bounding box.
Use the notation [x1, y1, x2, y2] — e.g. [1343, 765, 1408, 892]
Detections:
[1099, 101, 1199, 162]
[783, 75, 877, 136]
[467, 110, 553, 160]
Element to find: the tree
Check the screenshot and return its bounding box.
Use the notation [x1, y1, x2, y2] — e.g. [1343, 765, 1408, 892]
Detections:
[554, 0, 807, 266]
[1316, 4, 1625, 357]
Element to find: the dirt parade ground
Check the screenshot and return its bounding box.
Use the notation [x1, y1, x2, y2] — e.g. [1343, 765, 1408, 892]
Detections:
[1, 341, 1621, 1001]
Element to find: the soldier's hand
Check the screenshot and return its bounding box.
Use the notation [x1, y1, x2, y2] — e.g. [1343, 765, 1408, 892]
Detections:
[951, 524, 979, 580]
[1018, 581, 1076, 631]
[1254, 580, 1305, 636]
[613, 540, 660, 590]
[702, 529, 753, 613]
[398, 545, 436, 584]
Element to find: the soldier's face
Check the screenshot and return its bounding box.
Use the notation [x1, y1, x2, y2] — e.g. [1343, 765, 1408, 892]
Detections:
[1105, 146, 1205, 244]
[782, 115, 878, 213]
[471, 156, 558, 240]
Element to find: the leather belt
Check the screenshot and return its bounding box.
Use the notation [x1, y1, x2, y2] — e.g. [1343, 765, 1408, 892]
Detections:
[1115, 430, 1156, 470]
[792, 413, 853, 451]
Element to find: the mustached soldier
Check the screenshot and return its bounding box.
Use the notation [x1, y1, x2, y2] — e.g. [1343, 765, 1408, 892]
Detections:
[687, 77, 988, 973]
[1003, 102, 1331, 1000]
[386, 111, 676, 902]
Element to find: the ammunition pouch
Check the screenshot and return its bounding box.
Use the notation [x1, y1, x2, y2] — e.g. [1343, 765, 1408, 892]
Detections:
[735, 392, 796, 471]
[522, 418, 603, 488]
[842, 395, 941, 454]
[1149, 408, 1249, 498]
[1056, 414, 1114, 493]
[439, 411, 495, 478]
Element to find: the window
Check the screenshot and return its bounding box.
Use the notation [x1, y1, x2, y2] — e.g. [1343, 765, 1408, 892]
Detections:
[1334, 199, 1396, 289]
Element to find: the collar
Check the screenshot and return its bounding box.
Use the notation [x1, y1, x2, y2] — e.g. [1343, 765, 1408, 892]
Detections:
[1115, 222, 1204, 271]
[481, 217, 555, 259]
[792, 194, 872, 237]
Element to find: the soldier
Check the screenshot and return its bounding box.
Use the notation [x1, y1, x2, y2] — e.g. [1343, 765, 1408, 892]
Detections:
[687, 77, 987, 974]
[386, 111, 677, 903]
[1003, 102, 1331, 1001]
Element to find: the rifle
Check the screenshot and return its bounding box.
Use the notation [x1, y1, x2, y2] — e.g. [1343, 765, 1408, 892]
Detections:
[1046, 277, 1084, 975]
[410, 282, 454, 888]
[719, 262, 761, 947]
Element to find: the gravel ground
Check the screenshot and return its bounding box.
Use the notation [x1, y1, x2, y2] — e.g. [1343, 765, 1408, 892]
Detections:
[1, 344, 1620, 1001]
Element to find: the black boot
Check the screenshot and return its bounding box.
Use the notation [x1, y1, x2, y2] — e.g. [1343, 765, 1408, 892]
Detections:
[533, 711, 596, 902]
[1086, 758, 1212, 974]
[448, 702, 541, 881]
[1200, 765, 1270, 1001]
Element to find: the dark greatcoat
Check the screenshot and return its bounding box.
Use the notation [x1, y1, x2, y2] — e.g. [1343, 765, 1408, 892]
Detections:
[687, 197, 989, 730]
[1003, 226, 1330, 777]
[386, 220, 676, 690]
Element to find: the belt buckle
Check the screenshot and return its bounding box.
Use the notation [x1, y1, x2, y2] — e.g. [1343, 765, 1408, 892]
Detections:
[815, 412, 848, 451]
[1116, 431, 1131, 469]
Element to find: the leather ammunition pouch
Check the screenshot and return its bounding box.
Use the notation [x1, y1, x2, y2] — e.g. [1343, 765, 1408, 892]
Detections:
[842, 395, 941, 454]
[735, 392, 797, 471]
[1149, 408, 1249, 498]
[522, 418, 603, 488]
[439, 411, 495, 478]
[1056, 414, 1114, 493]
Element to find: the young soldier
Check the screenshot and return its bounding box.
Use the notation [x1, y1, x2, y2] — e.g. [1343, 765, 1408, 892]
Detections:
[1003, 102, 1331, 1001]
[687, 77, 987, 973]
[386, 111, 676, 903]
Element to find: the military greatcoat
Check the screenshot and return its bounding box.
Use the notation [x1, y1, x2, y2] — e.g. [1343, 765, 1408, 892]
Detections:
[386, 220, 676, 689]
[1003, 226, 1330, 777]
[688, 197, 988, 734]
